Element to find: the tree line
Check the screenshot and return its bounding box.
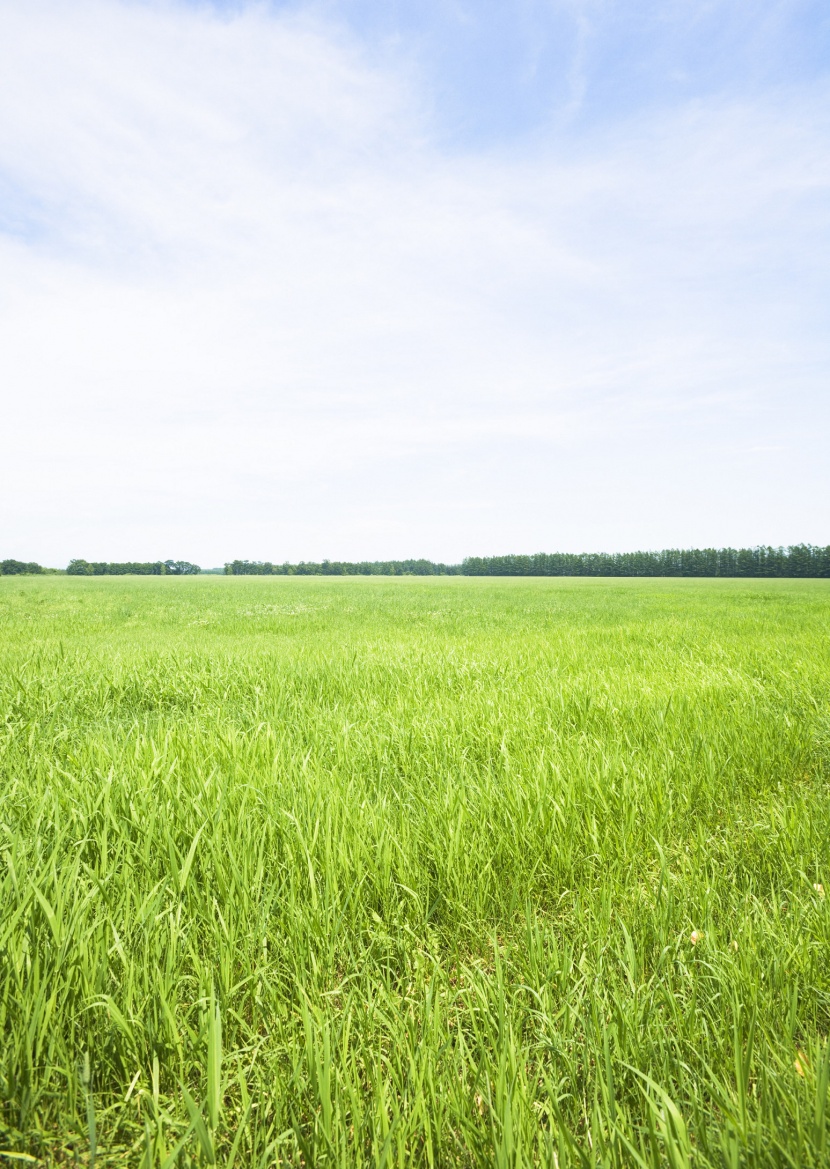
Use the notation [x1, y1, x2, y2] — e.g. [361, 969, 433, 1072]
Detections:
[460, 545, 830, 577]
[3, 548, 830, 577]
[227, 546, 830, 577]
[224, 559, 460, 576]
[66, 560, 201, 575]
[1, 559, 47, 575]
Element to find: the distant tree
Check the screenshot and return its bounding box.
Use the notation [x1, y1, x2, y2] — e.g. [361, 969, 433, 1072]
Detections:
[459, 547, 830, 578]
[225, 560, 276, 575]
[67, 560, 199, 575]
[1, 559, 43, 575]
[224, 559, 462, 576]
[63, 549, 830, 579]
[164, 560, 201, 575]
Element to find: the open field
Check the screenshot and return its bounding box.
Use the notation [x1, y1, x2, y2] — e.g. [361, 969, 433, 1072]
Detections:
[1, 575, 829, 1167]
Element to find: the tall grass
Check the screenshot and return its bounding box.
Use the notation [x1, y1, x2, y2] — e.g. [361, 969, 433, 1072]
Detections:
[1, 576, 829, 1166]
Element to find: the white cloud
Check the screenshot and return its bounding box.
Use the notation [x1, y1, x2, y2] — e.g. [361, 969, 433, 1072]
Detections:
[0, 0, 828, 564]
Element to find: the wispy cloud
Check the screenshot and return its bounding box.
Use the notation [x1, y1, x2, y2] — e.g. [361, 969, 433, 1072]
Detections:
[0, 0, 828, 562]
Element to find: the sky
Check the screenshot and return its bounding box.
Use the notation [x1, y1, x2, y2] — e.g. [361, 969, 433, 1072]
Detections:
[1, 0, 828, 567]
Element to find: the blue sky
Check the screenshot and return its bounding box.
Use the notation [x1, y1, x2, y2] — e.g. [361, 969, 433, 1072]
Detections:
[1, 0, 828, 565]
[223, 0, 830, 143]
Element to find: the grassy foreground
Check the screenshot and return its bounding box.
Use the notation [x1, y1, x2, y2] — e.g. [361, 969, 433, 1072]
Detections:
[1, 576, 829, 1167]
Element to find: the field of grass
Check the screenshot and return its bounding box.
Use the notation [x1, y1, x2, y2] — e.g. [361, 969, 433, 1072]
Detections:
[1, 575, 829, 1167]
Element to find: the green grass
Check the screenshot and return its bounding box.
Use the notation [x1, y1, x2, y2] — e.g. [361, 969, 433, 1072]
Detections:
[1, 575, 829, 1167]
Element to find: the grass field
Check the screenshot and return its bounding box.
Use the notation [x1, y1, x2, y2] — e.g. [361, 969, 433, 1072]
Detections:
[1, 575, 829, 1167]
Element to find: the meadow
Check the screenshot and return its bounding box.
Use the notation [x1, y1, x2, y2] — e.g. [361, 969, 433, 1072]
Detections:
[0, 575, 829, 1167]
